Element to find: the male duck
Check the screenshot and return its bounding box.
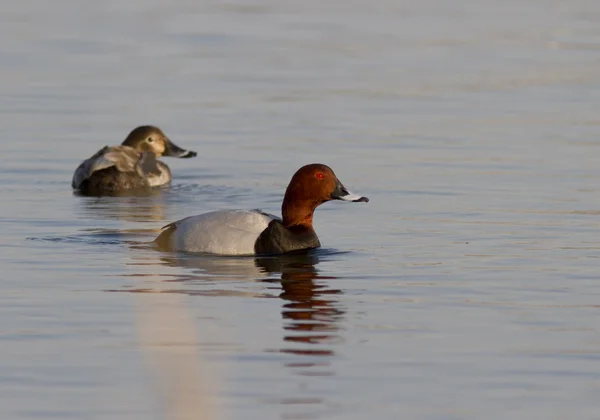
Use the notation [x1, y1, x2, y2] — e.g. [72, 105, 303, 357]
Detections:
[155, 163, 369, 255]
[72, 125, 197, 194]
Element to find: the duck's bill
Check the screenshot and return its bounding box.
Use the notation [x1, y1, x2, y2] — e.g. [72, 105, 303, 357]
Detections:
[337, 190, 369, 202]
[164, 140, 197, 158]
[331, 179, 369, 202]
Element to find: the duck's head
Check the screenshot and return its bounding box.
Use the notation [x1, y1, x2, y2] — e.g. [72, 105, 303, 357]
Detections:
[282, 163, 369, 227]
[122, 125, 197, 158]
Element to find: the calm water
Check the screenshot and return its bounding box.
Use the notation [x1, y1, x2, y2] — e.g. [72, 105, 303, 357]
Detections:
[2, 1, 600, 419]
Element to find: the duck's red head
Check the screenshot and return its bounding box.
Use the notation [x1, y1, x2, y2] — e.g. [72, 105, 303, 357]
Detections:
[281, 163, 369, 228]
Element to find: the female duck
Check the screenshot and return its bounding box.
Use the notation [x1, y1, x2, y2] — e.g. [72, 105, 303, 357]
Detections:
[155, 163, 369, 255]
[72, 125, 197, 194]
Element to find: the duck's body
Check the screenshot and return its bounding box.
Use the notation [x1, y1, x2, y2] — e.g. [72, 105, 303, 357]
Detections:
[72, 126, 196, 195]
[72, 145, 172, 193]
[156, 209, 320, 256]
[155, 164, 368, 256]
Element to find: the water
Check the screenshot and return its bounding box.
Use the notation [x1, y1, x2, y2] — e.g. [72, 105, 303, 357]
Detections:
[2, 0, 600, 419]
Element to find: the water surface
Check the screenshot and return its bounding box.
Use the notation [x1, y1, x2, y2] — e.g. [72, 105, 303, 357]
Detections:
[2, 1, 600, 419]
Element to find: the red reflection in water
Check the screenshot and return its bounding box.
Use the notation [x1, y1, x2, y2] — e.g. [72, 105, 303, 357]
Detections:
[257, 253, 345, 368]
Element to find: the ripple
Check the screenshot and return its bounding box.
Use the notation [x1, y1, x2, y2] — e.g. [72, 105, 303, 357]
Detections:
[26, 228, 153, 246]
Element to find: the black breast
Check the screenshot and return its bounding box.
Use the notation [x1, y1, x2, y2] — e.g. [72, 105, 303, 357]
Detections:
[254, 220, 321, 255]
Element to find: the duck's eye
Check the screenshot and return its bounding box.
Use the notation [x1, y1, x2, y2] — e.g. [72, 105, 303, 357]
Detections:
[147, 137, 154, 143]
[316, 173, 324, 180]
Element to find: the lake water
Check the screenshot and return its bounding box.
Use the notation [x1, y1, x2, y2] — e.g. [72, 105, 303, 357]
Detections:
[2, 0, 600, 419]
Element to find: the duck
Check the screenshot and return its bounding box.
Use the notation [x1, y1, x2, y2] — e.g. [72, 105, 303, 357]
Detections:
[72, 125, 197, 194]
[154, 163, 369, 256]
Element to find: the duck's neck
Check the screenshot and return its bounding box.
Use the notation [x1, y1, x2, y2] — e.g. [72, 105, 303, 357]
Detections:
[281, 200, 316, 229]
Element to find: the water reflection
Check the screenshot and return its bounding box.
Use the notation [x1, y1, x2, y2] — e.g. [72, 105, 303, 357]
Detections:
[118, 248, 345, 415]
[158, 253, 267, 281]
[125, 250, 345, 371]
[259, 254, 344, 366]
[74, 188, 168, 222]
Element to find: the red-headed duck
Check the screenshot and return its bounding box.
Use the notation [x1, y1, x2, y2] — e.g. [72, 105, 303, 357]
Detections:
[72, 125, 197, 194]
[155, 163, 369, 255]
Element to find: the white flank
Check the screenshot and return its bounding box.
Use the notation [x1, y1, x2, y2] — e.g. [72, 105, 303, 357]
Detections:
[167, 210, 277, 255]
